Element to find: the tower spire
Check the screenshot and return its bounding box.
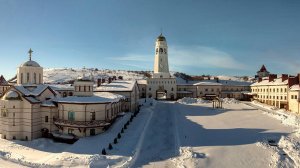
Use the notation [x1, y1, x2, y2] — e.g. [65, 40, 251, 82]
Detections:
[28, 48, 33, 61]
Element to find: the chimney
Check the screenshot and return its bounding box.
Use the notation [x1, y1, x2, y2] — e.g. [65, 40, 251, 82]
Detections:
[97, 78, 102, 87]
[288, 75, 299, 88]
[282, 74, 288, 82]
[268, 74, 277, 82]
[258, 77, 262, 83]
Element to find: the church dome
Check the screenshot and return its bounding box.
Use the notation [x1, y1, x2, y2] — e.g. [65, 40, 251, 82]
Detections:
[21, 60, 41, 67]
[157, 33, 166, 41]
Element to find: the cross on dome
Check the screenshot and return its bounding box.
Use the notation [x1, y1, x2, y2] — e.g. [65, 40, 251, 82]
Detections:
[28, 48, 33, 61]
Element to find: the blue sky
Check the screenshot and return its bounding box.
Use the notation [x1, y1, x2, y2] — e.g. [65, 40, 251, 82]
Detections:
[1, 0, 300, 79]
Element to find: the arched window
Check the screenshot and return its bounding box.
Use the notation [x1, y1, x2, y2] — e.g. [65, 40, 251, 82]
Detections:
[27, 73, 30, 83]
[34, 73, 36, 84]
[79, 86, 81, 91]
[164, 48, 167, 54]
[159, 48, 163, 53]
[21, 73, 23, 84]
[156, 48, 158, 53]
[171, 87, 174, 91]
[39, 74, 41, 84]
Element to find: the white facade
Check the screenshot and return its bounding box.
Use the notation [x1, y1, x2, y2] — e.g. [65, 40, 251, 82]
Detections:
[148, 34, 177, 100]
[153, 34, 171, 78]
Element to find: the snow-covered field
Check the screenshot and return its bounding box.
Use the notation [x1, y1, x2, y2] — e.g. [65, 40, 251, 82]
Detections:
[0, 100, 299, 167]
[43, 68, 146, 83]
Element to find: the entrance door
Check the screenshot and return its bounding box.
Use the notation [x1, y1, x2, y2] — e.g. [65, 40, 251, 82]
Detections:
[90, 129, 96, 136]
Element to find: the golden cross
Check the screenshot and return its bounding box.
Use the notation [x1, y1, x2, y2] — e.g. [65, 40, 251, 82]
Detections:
[28, 48, 33, 61]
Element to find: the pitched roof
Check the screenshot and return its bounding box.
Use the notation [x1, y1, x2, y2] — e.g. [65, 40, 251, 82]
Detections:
[54, 92, 124, 104]
[94, 80, 137, 92]
[14, 85, 49, 96]
[258, 64, 269, 73]
[0, 75, 8, 85]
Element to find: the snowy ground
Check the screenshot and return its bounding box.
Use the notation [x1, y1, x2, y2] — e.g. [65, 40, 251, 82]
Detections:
[0, 100, 298, 167]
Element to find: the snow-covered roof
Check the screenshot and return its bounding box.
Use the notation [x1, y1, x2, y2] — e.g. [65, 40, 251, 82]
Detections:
[20, 60, 41, 67]
[251, 77, 288, 86]
[54, 92, 124, 104]
[24, 96, 40, 103]
[219, 80, 252, 86]
[49, 84, 74, 91]
[137, 79, 147, 85]
[176, 77, 251, 86]
[94, 80, 136, 92]
[194, 82, 222, 86]
[14, 85, 49, 96]
[290, 85, 300, 91]
[41, 100, 56, 107]
[5, 90, 19, 98]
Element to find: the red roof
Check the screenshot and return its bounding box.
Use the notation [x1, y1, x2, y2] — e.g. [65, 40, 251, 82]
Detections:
[259, 65, 268, 72]
[0, 75, 7, 85]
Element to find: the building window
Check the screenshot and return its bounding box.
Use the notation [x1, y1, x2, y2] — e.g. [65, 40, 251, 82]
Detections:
[171, 87, 174, 91]
[205, 88, 208, 92]
[149, 88, 151, 91]
[295, 95, 298, 99]
[68, 111, 75, 121]
[68, 128, 74, 134]
[27, 73, 30, 83]
[90, 112, 95, 121]
[34, 73, 36, 84]
[13, 112, 15, 126]
[39, 74, 41, 83]
[21, 73, 23, 83]
[45, 116, 48, 122]
[1, 107, 7, 117]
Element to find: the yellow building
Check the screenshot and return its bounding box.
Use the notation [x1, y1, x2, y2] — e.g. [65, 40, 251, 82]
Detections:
[251, 74, 289, 109]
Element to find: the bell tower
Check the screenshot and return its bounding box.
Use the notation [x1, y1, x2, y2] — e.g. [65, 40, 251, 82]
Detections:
[153, 33, 170, 78]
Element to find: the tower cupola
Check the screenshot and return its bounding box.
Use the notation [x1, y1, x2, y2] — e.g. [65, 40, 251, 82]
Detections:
[17, 49, 43, 85]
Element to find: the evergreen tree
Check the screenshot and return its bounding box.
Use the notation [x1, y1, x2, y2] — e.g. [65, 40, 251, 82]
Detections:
[102, 148, 106, 155]
[114, 138, 118, 144]
[108, 143, 113, 150]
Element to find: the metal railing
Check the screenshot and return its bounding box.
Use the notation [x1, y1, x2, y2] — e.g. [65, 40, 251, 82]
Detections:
[53, 118, 110, 128]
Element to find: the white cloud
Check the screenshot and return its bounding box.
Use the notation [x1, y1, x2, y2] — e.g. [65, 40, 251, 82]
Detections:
[112, 54, 152, 62]
[169, 46, 247, 70]
[111, 45, 247, 71]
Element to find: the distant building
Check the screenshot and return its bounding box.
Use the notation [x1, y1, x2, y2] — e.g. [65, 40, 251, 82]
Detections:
[176, 78, 251, 100]
[256, 65, 270, 78]
[94, 80, 140, 112]
[0, 75, 10, 97]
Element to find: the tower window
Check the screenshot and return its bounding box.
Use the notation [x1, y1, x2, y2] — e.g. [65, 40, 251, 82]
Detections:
[27, 73, 30, 83]
[34, 73, 36, 84]
[159, 48, 163, 53]
[21, 73, 23, 83]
